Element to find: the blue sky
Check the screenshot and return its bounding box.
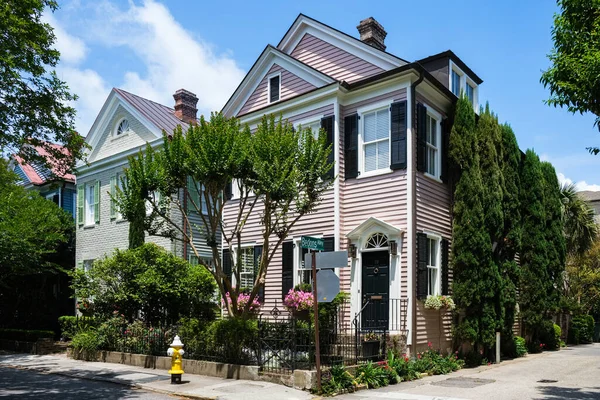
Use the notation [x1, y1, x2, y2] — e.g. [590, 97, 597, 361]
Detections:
[47, 0, 600, 190]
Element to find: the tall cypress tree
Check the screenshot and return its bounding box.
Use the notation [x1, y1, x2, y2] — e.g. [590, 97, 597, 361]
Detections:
[541, 162, 566, 312]
[520, 150, 550, 338]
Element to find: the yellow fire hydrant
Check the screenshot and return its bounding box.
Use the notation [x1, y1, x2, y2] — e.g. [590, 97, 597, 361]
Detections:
[167, 335, 185, 384]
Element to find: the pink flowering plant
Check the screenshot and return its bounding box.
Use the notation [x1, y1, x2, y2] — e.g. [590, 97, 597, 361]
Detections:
[222, 292, 261, 313]
[283, 288, 314, 312]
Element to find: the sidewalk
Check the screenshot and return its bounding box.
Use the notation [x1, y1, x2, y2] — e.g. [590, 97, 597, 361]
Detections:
[0, 352, 313, 400]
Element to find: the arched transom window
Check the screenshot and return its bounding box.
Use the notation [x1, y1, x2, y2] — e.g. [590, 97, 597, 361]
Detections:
[116, 119, 130, 136]
[366, 232, 388, 249]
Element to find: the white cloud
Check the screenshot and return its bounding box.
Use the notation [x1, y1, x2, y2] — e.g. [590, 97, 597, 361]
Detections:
[43, 12, 87, 65]
[557, 172, 600, 192]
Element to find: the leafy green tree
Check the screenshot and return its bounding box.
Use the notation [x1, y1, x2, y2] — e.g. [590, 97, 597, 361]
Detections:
[540, 0, 600, 154]
[541, 162, 567, 311]
[565, 239, 600, 315]
[520, 150, 552, 339]
[71, 243, 216, 325]
[115, 113, 333, 318]
[560, 183, 598, 257]
[0, 0, 86, 172]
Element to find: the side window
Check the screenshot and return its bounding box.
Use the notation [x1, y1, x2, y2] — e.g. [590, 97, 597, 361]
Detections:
[427, 237, 440, 296]
[362, 107, 390, 173]
[268, 75, 280, 103]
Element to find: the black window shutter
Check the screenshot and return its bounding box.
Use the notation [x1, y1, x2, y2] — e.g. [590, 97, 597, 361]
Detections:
[440, 118, 450, 183]
[344, 114, 359, 179]
[224, 181, 233, 200]
[222, 248, 232, 286]
[321, 116, 335, 179]
[441, 238, 449, 295]
[390, 101, 407, 170]
[301, 247, 310, 284]
[323, 237, 334, 252]
[254, 245, 264, 301]
[416, 103, 427, 173]
[416, 233, 429, 300]
[282, 241, 294, 300]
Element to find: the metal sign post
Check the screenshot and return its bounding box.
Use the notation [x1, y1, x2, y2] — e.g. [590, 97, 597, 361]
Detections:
[311, 249, 321, 393]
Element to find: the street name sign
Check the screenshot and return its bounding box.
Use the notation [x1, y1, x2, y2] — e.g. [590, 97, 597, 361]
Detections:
[302, 250, 348, 270]
[301, 236, 324, 251]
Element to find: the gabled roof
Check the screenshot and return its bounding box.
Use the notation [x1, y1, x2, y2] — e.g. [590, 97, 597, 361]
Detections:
[12, 144, 75, 186]
[113, 88, 190, 133]
[417, 50, 483, 85]
[278, 14, 407, 69]
[579, 190, 600, 202]
[221, 45, 336, 117]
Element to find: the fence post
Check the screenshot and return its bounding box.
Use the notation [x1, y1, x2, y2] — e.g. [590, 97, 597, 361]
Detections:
[292, 317, 296, 371]
[257, 316, 262, 370]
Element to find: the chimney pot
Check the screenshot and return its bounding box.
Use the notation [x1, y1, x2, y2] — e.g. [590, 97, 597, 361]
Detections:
[357, 17, 387, 51]
[173, 89, 198, 123]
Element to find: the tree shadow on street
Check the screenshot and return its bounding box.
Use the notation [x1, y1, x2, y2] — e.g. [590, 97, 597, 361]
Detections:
[535, 385, 600, 400]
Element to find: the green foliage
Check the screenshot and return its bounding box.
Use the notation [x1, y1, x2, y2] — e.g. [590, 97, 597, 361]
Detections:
[569, 314, 595, 344]
[320, 365, 357, 396]
[294, 283, 312, 292]
[561, 184, 598, 257]
[541, 0, 600, 152]
[72, 330, 102, 360]
[538, 320, 560, 350]
[70, 243, 216, 325]
[204, 317, 258, 364]
[565, 239, 600, 315]
[0, 0, 86, 172]
[58, 316, 97, 341]
[413, 345, 464, 375]
[387, 351, 420, 381]
[355, 362, 389, 389]
[116, 113, 334, 318]
[0, 329, 54, 341]
[514, 336, 528, 357]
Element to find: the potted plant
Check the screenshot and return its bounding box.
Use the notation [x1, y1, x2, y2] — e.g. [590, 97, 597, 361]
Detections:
[283, 288, 314, 320]
[423, 295, 455, 311]
[362, 331, 380, 359]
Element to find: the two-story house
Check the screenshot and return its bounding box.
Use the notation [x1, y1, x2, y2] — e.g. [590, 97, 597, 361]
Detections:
[75, 88, 214, 271]
[221, 14, 482, 353]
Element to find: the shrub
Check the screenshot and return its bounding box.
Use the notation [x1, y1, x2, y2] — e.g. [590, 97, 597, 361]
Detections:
[554, 324, 562, 348]
[514, 336, 527, 357]
[569, 315, 595, 344]
[58, 316, 97, 341]
[0, 329, 54, 342]
[414, 343, 463, 374]
[320, 364, 357, 395]
[355, 362, 389, 389]
[72, 330, 102, 361]
[204, 317, 258, 364]
[387, 351, 420, 381]
[538, 320, 560, 350]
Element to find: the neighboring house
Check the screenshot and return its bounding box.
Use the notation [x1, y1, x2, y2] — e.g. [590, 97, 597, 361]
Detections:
[75, 88, 214, 272]
[222, 14, 483, 353]
[579, 191, 600, 224]
[10, 144, 77, 219]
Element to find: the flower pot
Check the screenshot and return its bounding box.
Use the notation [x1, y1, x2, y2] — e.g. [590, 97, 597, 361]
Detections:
[292, 309, 310, 321]
[362, 340, 380, 359]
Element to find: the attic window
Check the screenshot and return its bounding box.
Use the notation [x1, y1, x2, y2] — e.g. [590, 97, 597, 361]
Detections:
[116, 119, 130, 136]
[268, 74, 280, 103]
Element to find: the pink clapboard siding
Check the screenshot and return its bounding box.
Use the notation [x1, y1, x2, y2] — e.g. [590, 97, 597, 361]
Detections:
[223, 104, 335, 311]
[291, 33, 385, 83]
[238, 64, 317, 116]
[339, 88, 409, 298]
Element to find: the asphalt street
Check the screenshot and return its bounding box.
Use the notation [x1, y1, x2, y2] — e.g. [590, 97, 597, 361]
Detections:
[0, 366, 181, 400]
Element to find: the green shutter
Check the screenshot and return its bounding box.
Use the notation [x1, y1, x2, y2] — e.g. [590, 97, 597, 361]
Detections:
[77, 185, 84, 225]
[109, 176, 117, 219]
[94, 180, 100, 224]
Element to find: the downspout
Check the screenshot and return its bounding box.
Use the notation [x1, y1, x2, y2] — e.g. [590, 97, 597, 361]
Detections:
[408, 68, 425, 352]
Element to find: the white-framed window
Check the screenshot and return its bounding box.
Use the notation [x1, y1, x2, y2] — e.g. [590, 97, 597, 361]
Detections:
[83, 259, 94, 273]
[110, 173, 124, 220]
[451, 70, 461, 97]
[267, 73, 281, 104]
[189, 254, 213, 268]
[449, 61, 478, 110]
[115, 119, 130, 136]
[187, 177, 208, 214]
[360, 106, 390, 174]
[465, 83, 474, 104]
[46, 191, 59, 205]
[85, 183, 96, 225]
[295, 119, 322, 139]
[425, 113, 439, 177]
[238, 246, 255, 289]
[293, 235, 326, 287]
[426, 235, 441, 296]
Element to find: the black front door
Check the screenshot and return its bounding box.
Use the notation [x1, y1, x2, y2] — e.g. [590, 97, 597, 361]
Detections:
[361, 250, 389, 330]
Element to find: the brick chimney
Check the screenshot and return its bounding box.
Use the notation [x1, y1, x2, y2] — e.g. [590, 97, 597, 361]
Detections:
[357, 17, 387, 51]
[173, 89, 198, 123]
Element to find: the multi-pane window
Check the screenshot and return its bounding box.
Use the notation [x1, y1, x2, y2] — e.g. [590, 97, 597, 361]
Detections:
[466, 83, 474, 105]
[427, 237, 440, 296]
[363, 108, 389, 173]
[269, 75, 280, 103]
[451, 70, 461, 96]
[187, 177, 208, 214]
[85, 183, 95, 225]
[425, 114, 439, 177]
[116, 119, 130, 136]
[239, 247, 255, 289]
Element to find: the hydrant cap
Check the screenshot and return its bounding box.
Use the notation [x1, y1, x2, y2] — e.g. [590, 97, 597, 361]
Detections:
[170, 335, 184, 347]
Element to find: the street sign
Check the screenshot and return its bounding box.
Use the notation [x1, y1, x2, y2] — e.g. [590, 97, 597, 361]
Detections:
[302, 250, 348, 270]
[316, 269, 340, 303]
[301, 236, 324, 251]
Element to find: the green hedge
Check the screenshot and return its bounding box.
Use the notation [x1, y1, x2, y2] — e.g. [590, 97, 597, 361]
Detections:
[569, 315, 595, 344]
[0, 329, 54, 342]
[58, 316, 97, 340]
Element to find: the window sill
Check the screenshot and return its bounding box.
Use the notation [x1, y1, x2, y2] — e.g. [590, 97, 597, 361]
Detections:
[111, 133, 130, 142]
[423, 172, 443, 184]
[357, 168, 394, 180]
[83, 224, 96, 229]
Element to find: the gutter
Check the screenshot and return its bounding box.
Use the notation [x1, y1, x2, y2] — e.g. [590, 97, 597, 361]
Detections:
[408, 69, 425, 351]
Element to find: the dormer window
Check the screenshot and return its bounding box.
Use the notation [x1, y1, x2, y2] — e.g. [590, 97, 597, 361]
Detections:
[116, 119, 130, 136]
[466, 83, 474, 104]
[451, 70, 461, 97]
[268, 74, 280, 103]
[450, 61, 478, 111]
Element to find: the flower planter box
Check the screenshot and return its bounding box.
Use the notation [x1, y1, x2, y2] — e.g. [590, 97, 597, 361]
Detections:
[291, 309, 311, 321]
[362, 340, 380, 359]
